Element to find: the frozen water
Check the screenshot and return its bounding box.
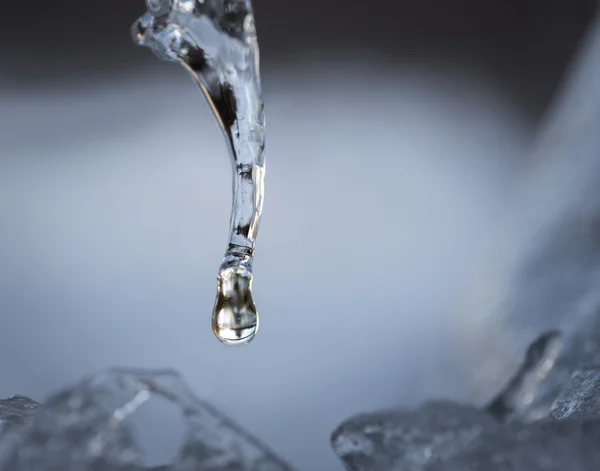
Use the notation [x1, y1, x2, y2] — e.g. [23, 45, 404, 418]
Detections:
[486, 311, 600, 422]
[429, 420, 600, 471]
[133, 0, 265, 346]
[552, 367, 600, 420]
[331, 401, 499, 471]
[333, 406, 600, 471]
[486, 331, 563, 422]
[331, 323, 600, 471]
[521, 313, 600, 421]
[0, 368, 293, 471]
[332, 357, 600, 471]
[0, 396, 38, 430]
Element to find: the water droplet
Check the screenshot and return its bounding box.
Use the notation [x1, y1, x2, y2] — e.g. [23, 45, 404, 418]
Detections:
[212, 266, 259, 346]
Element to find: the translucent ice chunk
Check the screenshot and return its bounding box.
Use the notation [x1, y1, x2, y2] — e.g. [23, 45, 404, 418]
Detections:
[551, 367, 600, 420]
[501, 313, 600, 422]
[132, 0, 265, 346]
[0, 368, 293, 471]
[331, 401, 499, 471]
[0, 395, 38, 430]
[332, 399, 600, 471]
[486, 331, 563, 422]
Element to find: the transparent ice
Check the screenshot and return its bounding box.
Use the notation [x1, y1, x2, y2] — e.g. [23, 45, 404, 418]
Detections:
[483, 312, 600, 423]
[132, 0, 265, 346]
[0, 368, 293, 471]
[486, 331, 563, 423]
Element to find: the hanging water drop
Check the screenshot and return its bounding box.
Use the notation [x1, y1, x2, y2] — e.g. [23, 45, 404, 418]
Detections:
[213, 265, 259, 345]
[132, 0, 265, 346]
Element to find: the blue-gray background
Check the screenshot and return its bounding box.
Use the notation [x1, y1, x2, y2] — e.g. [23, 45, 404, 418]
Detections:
[0, 1, 595, 469]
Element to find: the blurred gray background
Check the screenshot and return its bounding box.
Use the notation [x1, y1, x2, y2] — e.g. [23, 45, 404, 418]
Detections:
[0, 1, 597, 469]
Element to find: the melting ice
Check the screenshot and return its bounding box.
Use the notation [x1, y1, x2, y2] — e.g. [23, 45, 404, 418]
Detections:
[133, 0, 265, 346]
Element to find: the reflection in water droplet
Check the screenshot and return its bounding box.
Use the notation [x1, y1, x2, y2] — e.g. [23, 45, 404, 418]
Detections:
[212, 266, 259, 346]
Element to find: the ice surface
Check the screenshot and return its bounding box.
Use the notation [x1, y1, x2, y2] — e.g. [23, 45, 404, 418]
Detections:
[551, 367, 600, 420]
[331, 401, 499, 471]
[486, 331, 563, 422]
[332, 389, 600, 471]
[0, 368, 293, 471]
[497, 313, 600, 422]
[134, 0, 254, 57]
[0, 396, 38, 430]
[429, 420, 600, 471]
[332, 328, 600, 471]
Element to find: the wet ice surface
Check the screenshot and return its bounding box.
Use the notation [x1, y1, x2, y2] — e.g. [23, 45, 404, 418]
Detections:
[429, 420, 600, 471]
[0, 396, 38, 430]
[332, 329, 600, 471]
[486, 331, 563, 422]
[0, 368, 293, 471]
[5, 330, 600, 471]
[334, 405, 600, 471]
[552, 367, 600, 420]
[331, 402, 499, 471]
[513, 313, 600, 421]
[0, 62, 526, 470]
